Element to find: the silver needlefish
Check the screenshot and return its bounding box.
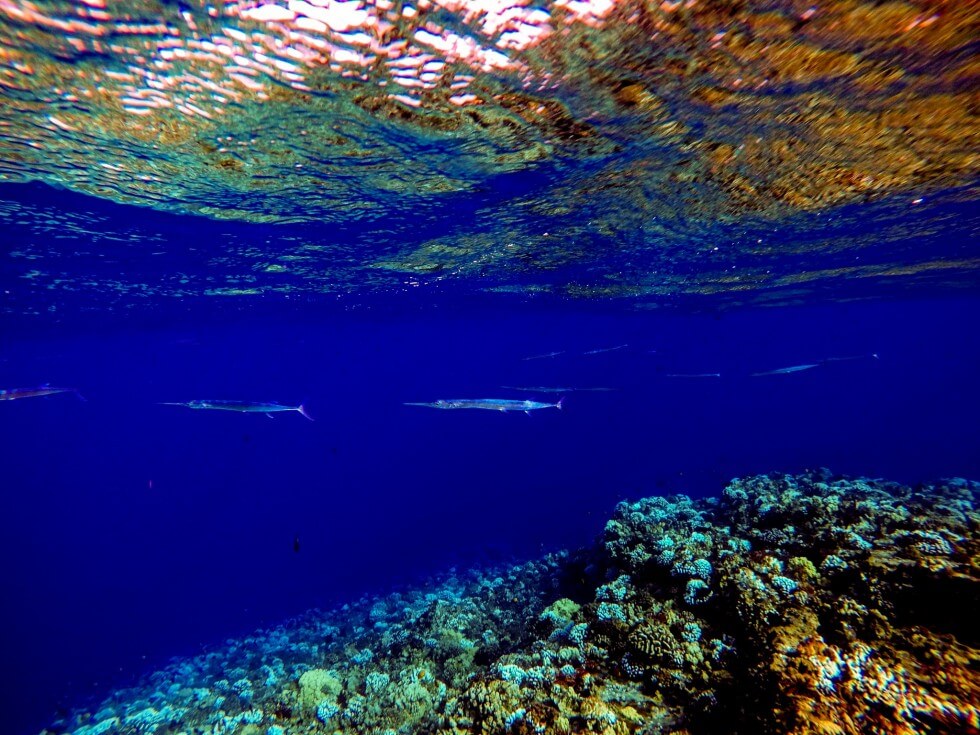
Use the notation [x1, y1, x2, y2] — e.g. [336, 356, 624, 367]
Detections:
[752, 353, 878, 376]
[159, 399, 313, 420]
[583, 344, 628, 355]
[751, 364, 820, 376]
[822, 353, 880, 363]
[522, 351, 565, 361]
[405, 398, 564, 413]
[0, 384, 85, 401]
[501, 386, 614, 393]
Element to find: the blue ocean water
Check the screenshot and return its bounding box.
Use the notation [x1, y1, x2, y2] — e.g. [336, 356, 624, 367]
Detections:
[3, 274, 980, 732]
[2, 0, 979, 727]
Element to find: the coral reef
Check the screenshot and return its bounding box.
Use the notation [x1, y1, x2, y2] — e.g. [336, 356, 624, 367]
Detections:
[45, 471, 979, 735]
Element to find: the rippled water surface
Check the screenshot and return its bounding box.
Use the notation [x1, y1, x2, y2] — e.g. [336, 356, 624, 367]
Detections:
[1, 0, 977, 306]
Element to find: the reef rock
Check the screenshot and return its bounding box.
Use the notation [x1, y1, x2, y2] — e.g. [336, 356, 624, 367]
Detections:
[51, 471, 979, 735]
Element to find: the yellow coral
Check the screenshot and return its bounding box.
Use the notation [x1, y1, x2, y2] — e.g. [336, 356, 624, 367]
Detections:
[296, 669, 342, 709]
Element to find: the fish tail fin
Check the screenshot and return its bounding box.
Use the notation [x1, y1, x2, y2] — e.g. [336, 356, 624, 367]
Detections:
[298, 404, 314, 421]
[74, 390, 87, 402]
[557, 397, 565, 410]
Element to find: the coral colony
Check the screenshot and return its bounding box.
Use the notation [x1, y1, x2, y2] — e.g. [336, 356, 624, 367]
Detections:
[52, 471, 979, 735]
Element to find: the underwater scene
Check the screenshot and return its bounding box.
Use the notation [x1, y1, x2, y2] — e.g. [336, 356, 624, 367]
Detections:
[1, 0, 979, 733]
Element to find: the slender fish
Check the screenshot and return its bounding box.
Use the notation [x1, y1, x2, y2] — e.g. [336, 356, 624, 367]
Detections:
[405, 398, 564, 413]
[0, 384, 85, 401]
[752, 354, 877, 376]
[583, 344, 629, 355]
[501, 386, 615, 393]
[159, 400, 313, 420]
[821, 353, 880, 363]
[751, 364, 820, 376]
[522, 351, 565, 361]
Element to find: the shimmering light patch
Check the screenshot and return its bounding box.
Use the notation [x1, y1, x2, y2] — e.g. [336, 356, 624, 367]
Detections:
[223, 0, 564, 110]
[553, 0, 614, 27]
[0, 0, 570, 127]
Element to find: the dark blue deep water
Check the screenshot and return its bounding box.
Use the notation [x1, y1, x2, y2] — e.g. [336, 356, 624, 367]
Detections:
[3, 286, 980, 733]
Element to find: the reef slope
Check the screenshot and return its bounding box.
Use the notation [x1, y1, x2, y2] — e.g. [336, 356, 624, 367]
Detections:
[51, 471, 979, 735]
